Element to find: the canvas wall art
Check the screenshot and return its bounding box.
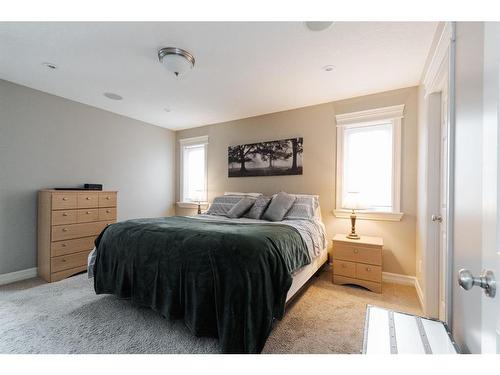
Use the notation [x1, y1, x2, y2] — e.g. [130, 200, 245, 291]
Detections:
[228, 137, 303, 177]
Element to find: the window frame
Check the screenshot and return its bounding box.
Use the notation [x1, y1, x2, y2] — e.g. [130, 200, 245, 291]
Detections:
[334, 105, 404, 222]
[178, 135, 209, 208]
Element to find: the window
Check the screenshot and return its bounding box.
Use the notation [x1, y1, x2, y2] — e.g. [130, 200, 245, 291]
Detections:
[335, 105, 404, 221]
[179, 136, 208, 206]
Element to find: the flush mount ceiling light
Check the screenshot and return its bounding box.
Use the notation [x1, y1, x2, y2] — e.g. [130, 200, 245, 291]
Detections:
[158, 47, 195, 76]
[42, 62, 58, 70]
[103, 92, 123, 101]
[304, 22, 334, 32]
[323, 65, 335, 72]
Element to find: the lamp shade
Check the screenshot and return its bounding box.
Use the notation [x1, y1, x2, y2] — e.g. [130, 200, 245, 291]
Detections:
[343, 192, 366, 210]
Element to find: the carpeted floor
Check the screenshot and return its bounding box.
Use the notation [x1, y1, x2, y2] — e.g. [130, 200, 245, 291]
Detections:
[0, 267, 422, 354]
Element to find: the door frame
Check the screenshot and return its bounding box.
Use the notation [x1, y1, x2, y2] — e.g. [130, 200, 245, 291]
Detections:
[421, 22, 455, 323]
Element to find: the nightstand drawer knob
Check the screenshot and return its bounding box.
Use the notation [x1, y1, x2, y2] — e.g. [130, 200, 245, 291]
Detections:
[106, 196, 111, 200]
[366, 267, 371, 272]
[61, 243, 66, 247]
[86, 211, 91, 214]
[62, 228, 68, 232]
[86, 197, 91, 200]
[353, 249, 359, 254]
[62, 197, 68, 201]
[62, 213, 68, 216]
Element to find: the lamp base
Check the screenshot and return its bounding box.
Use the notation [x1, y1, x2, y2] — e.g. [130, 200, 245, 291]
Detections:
[346, 233, 360, 240]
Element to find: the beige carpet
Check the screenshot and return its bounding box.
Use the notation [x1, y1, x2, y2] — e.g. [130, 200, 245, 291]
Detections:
[0, 266, 421, 354]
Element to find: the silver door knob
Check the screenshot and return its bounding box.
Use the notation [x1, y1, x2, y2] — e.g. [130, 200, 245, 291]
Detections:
[458, 269, 496, 298]
[431, 214, 443, 223]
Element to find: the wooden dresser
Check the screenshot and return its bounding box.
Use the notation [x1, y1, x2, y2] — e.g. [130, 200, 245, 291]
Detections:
[37, 190, 117, 282]
[332, 234, 383, 293]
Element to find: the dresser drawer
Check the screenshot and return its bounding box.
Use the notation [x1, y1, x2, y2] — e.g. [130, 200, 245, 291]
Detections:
[51, 221, 109, 242]
[99, 192, 117, 207]
[51, 236, 96, 257]
[77, 192, 99, 208]
[98, 207, 117, 221]
[356, 263, 382, 282]
[51, 249, 92, 273]
[52, 193, 77, 210]
[333, 244, 382, 266]
[333, 260, 356, 278]
[51, 210, 77, 225]
[77, 208, 99, 223]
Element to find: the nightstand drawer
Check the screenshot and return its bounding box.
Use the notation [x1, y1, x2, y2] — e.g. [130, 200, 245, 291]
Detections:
[333, 244, 382, 266]
[333, 260, 356, 278]
[356, 263, 382, 282]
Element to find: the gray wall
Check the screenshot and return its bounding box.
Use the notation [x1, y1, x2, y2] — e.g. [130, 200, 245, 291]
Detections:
[0, 79, 176, 275]
[175, 86, 419, 276]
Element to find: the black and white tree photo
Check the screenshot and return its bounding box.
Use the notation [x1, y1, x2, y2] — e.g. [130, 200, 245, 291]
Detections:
[228, 137, 303, 177]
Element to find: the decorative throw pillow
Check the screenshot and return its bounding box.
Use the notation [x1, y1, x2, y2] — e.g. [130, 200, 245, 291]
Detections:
[284, 195, 316, 220]
[262, 192, 296, 222]
[224, 192, 263, 197]
[244, 196, 272, 220]
[227, 197, 256, 218]
[206, 195, 243, 216]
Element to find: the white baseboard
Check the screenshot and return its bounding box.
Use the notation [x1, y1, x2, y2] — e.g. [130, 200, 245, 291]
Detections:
[382, 271, 415, 286]
[382, 271, 425, 311]
[0, 267, 38, 286]
[414, 278, 425, 311]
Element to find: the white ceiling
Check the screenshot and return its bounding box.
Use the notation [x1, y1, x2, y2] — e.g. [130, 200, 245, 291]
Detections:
[0, 22, 437, 130]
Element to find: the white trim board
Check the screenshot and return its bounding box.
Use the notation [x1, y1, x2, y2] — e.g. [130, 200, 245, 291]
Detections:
[382, 272, 425, 312]
[0, 267, 38, 286]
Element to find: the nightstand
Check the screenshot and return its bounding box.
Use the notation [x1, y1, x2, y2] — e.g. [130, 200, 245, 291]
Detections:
[332, 234, 383, 293]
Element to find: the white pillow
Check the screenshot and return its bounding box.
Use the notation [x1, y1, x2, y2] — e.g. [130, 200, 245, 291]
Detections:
[224, 192, 263, 197]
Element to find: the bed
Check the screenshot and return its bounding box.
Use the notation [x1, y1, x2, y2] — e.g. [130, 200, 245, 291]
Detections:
[87, 195, 327, 354]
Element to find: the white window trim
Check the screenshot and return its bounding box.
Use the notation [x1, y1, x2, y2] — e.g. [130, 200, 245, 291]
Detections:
[334, 104, 404, 222]
[178, 135, 209, 208]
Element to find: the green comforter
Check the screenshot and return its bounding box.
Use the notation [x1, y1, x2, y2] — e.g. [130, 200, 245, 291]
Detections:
[93, 216, 310, 353]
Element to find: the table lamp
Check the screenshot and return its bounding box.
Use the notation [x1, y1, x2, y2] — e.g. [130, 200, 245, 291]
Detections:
[344, 192, 365, 240]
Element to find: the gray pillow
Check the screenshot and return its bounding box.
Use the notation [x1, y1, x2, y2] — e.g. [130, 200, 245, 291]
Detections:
[284, 195, 315, 220]
[227, 197, 256, 218]
[206, 195, 243, 216]
[244, 196, 272, 219]
[262, 192, 297, 222]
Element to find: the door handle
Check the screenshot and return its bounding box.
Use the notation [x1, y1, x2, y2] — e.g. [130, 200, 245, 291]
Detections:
[431, 214, 443, 223]
[458, 269, 496, 298]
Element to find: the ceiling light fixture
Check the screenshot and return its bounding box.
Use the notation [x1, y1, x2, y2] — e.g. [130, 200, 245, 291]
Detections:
[304, 22, 334, 32]
[103, 92, 123, 101]
[323, 65, 335, 72]
[158, 47, 195, 76]
[42, 62, 57, 70]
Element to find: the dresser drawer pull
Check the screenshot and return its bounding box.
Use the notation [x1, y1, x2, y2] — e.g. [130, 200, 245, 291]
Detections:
[106, 210, 111, 213]
[86, 197, 91, 200]
[62, 213, 68, 216]
[86, 211, 91, 214]
[106, 196, 111, 200]
[62, 228, 68, 232]
[61, 243, 67, 247]
[61, 258, 66, 262]
[366, 267, 371, 272]
[353, 249, 359, 254]
[62, 197, 68, 201]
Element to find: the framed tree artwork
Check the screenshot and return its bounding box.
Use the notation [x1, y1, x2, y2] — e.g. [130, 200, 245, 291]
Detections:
[228, 137, 303, 177]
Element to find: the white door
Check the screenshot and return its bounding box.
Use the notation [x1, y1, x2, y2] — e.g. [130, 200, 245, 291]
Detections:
[479, 21, 500, 354]
[438, 88, 449, 322]
[453, 21, 500, 353]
